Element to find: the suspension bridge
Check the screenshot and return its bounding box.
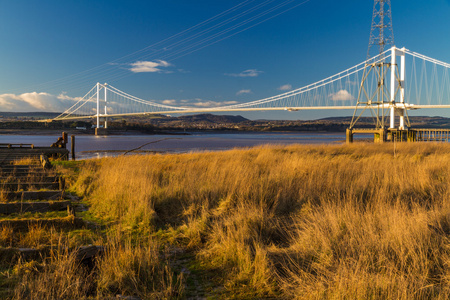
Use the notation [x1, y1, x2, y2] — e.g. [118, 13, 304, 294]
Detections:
[51, 46, 450, 137]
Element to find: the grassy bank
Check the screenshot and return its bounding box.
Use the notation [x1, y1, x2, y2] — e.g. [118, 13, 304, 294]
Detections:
[65, 143, 450, 299]
[5, 142, 450, 299]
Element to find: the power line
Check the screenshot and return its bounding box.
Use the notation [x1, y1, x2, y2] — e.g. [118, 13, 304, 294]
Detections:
[8, 1, 312, 95]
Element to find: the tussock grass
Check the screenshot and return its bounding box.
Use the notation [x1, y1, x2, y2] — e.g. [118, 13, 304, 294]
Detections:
[97, 230, 184, 299]
[11, 230, 184, 300]
[70, 143, 450, 298]
[12, 247, 95, 300]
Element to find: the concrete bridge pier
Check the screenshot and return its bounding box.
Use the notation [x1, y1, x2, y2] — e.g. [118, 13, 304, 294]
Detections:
[346, 128, 387, 143]
[94, 127, 108, 136]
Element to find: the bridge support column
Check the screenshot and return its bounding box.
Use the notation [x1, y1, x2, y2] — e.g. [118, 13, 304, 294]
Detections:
[96, 82, 100, 130]
[104, 83, 108, 129]
[390, 47, 396, 129]
[374, 129, 386, 143]
[390, 47, 407, 130]
[399, 109, 405, 130]
[390, 107, 395, 129]
[346, 129, 353, 143]
[399, 48, 406, 130]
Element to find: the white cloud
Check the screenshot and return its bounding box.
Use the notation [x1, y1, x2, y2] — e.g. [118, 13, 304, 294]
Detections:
[225, 69, 263, 77]
[160, 99, 238, 108]
[236, 89, 252, 96]
[345, 80, 358, 86]
[161, 99, 177, 105]
[278, 84, 292, 91]
[192, 100, 238, 108]
[129, 60, 172, 73]
[329, 90, 355, 101]
[0, 92, 79, 112]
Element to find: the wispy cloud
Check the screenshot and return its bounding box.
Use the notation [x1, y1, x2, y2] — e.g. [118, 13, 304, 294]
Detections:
[225, 69, 263, 77]
[192, 100, 239, 108]
[0, 92, 79, 112]
[278, 84, 292, 91]
[236, 89, 252, 96]
[160, 99, 238, 108]
[161, 99, 177, 105]
[345, 80, 359, 86]
[329, 90, 355, 101]
[129, 60, 172, 73]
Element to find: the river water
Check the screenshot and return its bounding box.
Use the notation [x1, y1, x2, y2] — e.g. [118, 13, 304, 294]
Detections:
[0, 131, 358, 160]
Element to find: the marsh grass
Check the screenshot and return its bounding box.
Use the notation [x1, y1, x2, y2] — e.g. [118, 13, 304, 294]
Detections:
[66, 143, 450, 298]
[97, 230, 184, 299]
[10, 229, 184, 300]
[12, 246, 95, 300]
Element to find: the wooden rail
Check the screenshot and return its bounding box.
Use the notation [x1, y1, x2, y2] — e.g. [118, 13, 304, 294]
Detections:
[0, 143, 34, 149]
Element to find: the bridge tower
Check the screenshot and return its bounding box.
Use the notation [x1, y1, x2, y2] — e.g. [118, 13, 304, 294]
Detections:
[349, 0, 409, 137]
[95, 82, 108, 135]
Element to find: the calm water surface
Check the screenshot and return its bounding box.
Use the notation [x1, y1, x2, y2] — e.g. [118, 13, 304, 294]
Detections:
[0, 132, 355, 160]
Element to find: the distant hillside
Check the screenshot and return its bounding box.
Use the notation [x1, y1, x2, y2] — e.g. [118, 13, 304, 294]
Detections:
[176, 114, 248, 123]
[0, 112, 61, 119]
[3, 111, 450, 132]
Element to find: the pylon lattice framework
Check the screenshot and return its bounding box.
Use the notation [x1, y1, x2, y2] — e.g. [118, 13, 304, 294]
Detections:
[367, 0, 394, 58]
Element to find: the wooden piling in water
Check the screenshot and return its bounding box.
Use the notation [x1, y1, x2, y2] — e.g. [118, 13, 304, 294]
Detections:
[71, 135, 76, 161]
[62, 132, 68, 148]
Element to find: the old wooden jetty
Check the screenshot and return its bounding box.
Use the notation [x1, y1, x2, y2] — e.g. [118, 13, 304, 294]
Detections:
[0, 132, 70, 162]
[0, 132, 103, 282]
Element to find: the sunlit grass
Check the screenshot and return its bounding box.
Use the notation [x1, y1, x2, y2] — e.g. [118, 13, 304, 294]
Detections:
[11, 158, 39, 166]
[65, 143, 450, 298]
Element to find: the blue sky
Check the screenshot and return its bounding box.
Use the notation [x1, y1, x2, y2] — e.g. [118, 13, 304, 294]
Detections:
[0, 0, 449, 119]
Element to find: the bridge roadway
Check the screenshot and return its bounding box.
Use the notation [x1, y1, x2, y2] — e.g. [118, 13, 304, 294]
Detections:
[43, 103, 450, 122]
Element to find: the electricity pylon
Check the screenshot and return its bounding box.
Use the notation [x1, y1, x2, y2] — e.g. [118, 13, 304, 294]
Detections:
[349, 0, 408, 133]
[367, 0, 394, 59]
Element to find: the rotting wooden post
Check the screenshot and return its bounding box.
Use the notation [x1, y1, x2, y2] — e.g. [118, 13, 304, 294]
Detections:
[71, 135, 76, 161]
[40, 154, 51, 169]
[62, 132, 68, 148]
[59, 176, 66, 190]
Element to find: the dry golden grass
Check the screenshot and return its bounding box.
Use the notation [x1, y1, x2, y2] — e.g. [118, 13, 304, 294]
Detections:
[12, 247, 95, 300]
[11, 158, 38, 166]
[0, 225, 14, 247]
[97, 230, 184, 299]
[11, 230, 184, 300]
[68, 143, 450, 298]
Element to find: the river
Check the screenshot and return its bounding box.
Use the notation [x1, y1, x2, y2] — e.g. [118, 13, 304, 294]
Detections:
[0, 131, 363, 160]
